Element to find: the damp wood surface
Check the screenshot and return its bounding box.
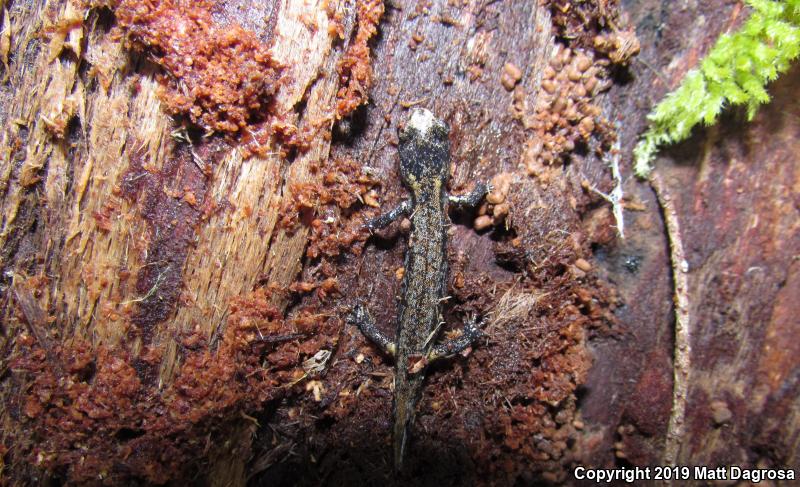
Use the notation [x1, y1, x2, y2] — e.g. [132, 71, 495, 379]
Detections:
[0, 0, 798, 486]
[591, 0, 800, 471]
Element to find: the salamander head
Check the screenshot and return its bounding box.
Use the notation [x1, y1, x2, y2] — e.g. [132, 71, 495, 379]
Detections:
[398, 108, 450, 188]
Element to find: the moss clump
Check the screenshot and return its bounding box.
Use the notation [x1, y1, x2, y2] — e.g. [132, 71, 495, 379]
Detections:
[634, 0, 800, 177]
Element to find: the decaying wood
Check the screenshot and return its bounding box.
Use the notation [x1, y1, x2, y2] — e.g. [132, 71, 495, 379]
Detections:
[595, 0, 800, 470]
[1, 0, 798, 485]
[647, 72, 800, 468]
[650, 171, 691, 469]
[0, 0, 363, 483]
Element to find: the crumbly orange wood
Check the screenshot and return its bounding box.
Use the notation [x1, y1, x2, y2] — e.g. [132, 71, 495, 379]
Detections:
[163, 0, 344, 380]
[335, 0, 384, 118]
[0, 0, 366, 483]
[113, 0, 283, 134]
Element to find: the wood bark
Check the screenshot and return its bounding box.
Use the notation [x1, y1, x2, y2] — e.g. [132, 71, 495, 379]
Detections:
[0, 0, 798, 485]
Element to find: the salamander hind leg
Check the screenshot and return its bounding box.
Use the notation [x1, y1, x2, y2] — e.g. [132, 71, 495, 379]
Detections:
[347, 304, 397, 357]
[428, 315, 483, 361]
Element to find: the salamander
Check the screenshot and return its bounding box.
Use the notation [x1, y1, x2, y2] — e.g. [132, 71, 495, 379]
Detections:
[348, 108, 489, 471]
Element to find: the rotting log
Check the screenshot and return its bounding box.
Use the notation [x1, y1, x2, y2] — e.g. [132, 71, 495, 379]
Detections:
[1, 0, 371, 483]
[588, 0, 800, 472]
[1, 0, 798, 486]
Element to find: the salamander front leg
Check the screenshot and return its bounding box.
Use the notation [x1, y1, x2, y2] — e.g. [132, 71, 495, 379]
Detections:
[366, 200, 411, 232]
[428, 315, 483, 361]
[448, 182, 490, 208]
[347, 304, 397, 357]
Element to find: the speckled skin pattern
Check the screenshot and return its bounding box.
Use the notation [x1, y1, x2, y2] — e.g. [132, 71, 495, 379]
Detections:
[349, 108, 488, 471]
[393, 110, 450, 471]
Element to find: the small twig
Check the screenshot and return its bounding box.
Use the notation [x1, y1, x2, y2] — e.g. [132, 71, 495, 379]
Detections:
[607, 141, 626, 239]
[587, 135, 626, 239]
[651, 172, 692, 474]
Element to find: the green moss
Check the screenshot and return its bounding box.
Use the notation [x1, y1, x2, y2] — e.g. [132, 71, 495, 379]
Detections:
[634, 0, 800, 177]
